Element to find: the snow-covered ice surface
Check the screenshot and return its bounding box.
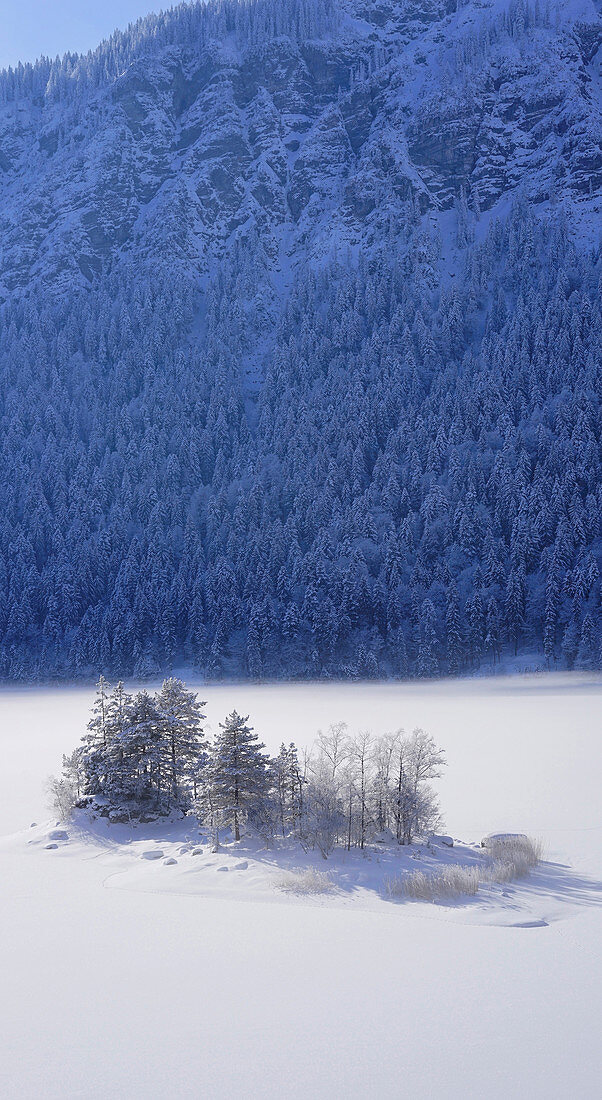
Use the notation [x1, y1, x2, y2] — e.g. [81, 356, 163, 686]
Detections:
[1, 674, 601, 1098]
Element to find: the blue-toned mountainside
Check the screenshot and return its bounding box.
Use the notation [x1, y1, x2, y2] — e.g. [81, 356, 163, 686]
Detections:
[1, 0, 602, 680]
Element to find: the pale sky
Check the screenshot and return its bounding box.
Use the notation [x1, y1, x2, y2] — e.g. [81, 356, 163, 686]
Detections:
[1, 0, 167, 71]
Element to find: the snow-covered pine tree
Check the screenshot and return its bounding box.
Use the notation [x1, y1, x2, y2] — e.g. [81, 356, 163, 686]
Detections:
[417, 599, 439, 678]
[273, 742, 304, 837]
[202, 711, 270, 841]
[109, 690, 163, 808]
[445, 583, 463, 674]
[485, 597, 501, 666]
[128, 690, 165, 807]
[155, 679, 207, 809]
[103, 681, 133, 803]
[80, 675, 112, 795]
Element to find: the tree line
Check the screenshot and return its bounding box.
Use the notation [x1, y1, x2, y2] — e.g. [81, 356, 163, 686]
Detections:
[0, 0, 337, 105]
[53, 677, 445, 856]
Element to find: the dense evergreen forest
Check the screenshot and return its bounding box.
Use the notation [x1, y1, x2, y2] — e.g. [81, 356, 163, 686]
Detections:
[2, 201, 601, 681]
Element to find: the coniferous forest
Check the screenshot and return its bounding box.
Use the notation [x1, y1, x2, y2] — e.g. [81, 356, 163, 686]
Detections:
[3, 202, 601, 681]
[1, 0, 602, 681]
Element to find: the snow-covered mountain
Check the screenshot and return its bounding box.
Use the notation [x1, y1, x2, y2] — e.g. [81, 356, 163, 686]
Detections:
[1, 0, 602, 296]
[1, 0, 602, 681]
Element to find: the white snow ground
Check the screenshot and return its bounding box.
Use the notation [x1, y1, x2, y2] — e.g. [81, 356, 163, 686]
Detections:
[0, 674, 601, 1099]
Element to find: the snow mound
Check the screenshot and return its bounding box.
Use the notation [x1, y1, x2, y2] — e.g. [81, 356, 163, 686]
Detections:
[47, 829, 68, 841]
[163, 858, 177, 866]
[140, 850, 164, 861]
[481, 833, 529, 848]
[430, 834, 454, 848]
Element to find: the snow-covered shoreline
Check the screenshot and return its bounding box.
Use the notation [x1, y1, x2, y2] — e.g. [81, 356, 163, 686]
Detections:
[9, 815, 558, 922]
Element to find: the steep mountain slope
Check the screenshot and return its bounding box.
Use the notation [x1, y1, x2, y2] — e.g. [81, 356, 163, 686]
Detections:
[1, 0, 601, 296]
[1, 0, 602, 681]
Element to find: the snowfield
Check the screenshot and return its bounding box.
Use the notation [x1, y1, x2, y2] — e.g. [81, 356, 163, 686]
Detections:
[0, 675, 601, 1098]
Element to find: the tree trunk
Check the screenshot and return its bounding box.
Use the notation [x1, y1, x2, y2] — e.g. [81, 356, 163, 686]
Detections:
[171, 727, 177, 804]
[347, 789, 352, 850]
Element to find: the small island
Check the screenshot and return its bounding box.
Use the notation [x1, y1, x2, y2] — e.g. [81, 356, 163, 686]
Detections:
[47, 676, 542, 903]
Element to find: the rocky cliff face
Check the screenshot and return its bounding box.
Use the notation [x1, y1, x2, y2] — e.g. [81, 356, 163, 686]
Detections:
[1, 0, 601, 300]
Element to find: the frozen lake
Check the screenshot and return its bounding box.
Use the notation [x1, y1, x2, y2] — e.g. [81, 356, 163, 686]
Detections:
[0, 674, 601, 1098]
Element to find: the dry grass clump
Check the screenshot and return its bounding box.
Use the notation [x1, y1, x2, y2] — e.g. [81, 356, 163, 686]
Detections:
[386, 864, 480, 901]
[275, 868, 337, 895]
[481, 836, 543, 883]
[386, 836, 543, 902]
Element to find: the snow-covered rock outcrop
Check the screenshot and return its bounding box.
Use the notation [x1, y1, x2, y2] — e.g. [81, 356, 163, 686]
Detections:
[1, 0, 601, 296]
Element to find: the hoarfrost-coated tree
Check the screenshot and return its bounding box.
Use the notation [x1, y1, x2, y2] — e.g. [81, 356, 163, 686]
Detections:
[273, 742, 305, 837]
[116, 690, 163, 805]
[302, 779, 345, 860]
[57, 679, 449, 857]
[80, 676, 111, 793]
[200, 711, 270, 841]
[155, 679, 207, 806]
[346, 731, 375, 851]
[75, 677, 206, 815]
[395, 730, 446, 845]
